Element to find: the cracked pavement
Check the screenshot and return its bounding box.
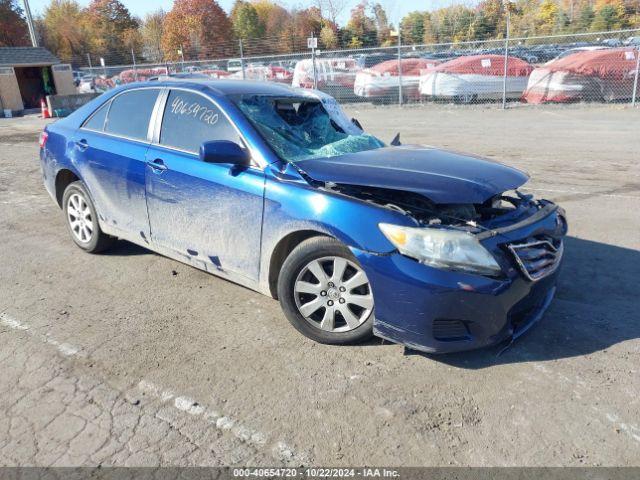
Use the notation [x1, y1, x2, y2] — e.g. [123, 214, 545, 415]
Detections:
[0, 105, 639, 466]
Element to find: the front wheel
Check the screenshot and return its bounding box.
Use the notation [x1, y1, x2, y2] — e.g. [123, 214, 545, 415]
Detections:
[62, 181, 115, 253]
[277, 237, 375, 345]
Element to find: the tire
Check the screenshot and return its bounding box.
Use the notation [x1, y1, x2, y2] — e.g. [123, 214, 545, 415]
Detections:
[277, 236, 374, 345]
[62, 181, 115, 253]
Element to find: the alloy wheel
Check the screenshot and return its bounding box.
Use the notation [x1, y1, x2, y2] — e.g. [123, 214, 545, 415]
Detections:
[67, 192, 94, 243]
[293, 256, 374, 333]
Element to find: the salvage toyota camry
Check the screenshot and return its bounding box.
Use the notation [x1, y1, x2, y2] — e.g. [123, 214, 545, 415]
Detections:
[39, 80, 567, 353]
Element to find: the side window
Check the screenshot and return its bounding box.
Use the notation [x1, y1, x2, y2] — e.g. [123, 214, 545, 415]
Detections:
[83, 101, 109, 131]
[104, 89, 159, 141]
[160, 90, 241, 153]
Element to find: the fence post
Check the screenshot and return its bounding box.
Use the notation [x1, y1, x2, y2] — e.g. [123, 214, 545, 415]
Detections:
[311, 32, 318, 90]
[501, 1, 511, 110]
[239, 39, 246, 80]
[632, 46, 640, 107]
[398, 30, 403, 106]
[131, 48, 138, 82]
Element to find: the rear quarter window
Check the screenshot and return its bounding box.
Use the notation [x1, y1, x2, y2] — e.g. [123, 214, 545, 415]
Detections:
[104, 89, 159, 141]
[83, 102, 109, 131]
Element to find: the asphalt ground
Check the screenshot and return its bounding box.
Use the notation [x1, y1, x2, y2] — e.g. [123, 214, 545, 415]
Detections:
[0, 104, 638, 466]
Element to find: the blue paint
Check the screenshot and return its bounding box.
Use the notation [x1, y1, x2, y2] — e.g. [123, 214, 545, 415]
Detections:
[40, 80, 566, 353]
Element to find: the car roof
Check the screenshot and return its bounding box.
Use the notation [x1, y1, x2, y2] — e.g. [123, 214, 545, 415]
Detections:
[124, 79, 302, 97]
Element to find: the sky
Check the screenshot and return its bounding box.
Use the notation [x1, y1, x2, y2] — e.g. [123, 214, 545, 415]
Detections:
[25, 0, 443, 27]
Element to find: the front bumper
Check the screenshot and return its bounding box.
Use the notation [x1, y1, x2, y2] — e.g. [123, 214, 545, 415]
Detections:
[352, 204, 565, 354]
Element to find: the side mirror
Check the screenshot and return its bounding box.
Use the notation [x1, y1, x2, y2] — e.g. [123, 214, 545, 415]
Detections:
[199, 140, 250, 167]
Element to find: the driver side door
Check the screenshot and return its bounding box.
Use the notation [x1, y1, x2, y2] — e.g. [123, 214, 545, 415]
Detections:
[144, 88, 265, 281]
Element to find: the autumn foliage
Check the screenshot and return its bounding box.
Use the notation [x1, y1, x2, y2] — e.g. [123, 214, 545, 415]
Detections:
[162, 0, 234, 60]
[0, 0, 29, 47]
[2, 0, 637, 65]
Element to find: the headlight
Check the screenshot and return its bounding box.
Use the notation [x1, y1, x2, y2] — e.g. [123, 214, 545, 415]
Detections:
[379, 223, 502, 276]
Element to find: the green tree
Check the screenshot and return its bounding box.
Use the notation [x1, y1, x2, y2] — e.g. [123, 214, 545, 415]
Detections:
[576, 4, 595, 30]
[591, 3, 626, 29]
[401, 11, 426, 44]
[231, 1, 265, 39]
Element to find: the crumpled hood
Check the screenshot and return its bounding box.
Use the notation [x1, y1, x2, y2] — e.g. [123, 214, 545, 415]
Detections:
[298, 145, 529, 204]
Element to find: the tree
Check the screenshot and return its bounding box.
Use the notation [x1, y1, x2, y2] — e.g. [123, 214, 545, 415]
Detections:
[277, 7, 322, 53]
[162, 0, 233, 59]
[423, 13, 437, 44]
[83, 0, 139, 63]
[316, 0, 348, 26]
[591, 0, 627, 29]
[342, 1, 377, 47]
[575, 4, 596, 30]
[0, 0, 29, 47]
[231, 1, 265, 39]
[252, 1, 292, 43]
[401, 11, 426, 44]
[372, 3, 391, 45]
[141, 10, 165, 62]
[537, 0, 560, 33]
[320, 24, 338, 48]
[39, 0, 87, 63]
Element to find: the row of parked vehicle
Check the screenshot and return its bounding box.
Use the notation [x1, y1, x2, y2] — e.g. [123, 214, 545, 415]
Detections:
[75, 37, 640, 105]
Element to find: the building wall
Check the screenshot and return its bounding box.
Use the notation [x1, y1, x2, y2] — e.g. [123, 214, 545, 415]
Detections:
[52, 64, 76, 95]
[0, 67, 25, 112]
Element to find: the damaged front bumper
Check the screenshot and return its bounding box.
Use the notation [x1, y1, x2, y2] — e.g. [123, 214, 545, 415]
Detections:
[351, 202, 566, 354]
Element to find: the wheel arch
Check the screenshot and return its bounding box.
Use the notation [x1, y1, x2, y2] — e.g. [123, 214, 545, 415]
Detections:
[267, 229, 333, 299]
[54, 168, 80, 208]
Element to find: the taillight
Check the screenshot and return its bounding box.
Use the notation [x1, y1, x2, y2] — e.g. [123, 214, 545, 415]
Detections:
[39, 131, 48, 149]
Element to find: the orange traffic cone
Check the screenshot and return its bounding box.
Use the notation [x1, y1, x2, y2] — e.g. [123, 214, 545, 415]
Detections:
[40, 98, 51, 119]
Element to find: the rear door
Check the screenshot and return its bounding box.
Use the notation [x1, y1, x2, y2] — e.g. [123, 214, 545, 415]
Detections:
[73, 87, 160, 242]
[144, 88, 265, 280]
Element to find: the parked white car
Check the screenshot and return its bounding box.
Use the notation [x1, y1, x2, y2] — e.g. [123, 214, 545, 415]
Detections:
[419, 55, 534, 103]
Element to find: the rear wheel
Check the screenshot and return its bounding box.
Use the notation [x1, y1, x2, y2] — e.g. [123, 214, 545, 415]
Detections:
[277, 236, 374, 345]
[62, 181, 115, 253]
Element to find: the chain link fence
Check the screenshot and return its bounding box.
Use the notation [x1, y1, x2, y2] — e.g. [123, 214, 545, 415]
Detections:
[76, 28, 640, 108]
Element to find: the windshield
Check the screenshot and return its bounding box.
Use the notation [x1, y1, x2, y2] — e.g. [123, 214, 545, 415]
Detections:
[233, 94, 384, 163]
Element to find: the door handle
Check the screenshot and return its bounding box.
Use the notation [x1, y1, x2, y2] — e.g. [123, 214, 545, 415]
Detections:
[147, 158, 168, 172]
[75, 139, 89, 151]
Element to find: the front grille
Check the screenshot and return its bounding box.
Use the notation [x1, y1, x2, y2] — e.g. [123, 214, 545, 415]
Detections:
[508, 239, 563, 281]
[433, 319, 470, 341]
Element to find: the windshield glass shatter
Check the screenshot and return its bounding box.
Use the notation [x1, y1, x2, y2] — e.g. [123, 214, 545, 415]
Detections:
[233, 95, 385, 163]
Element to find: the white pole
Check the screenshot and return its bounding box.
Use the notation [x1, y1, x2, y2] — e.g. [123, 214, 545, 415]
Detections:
[398, 29, 403, 106]
[131, 48, 138, 82]
[502, 3, 511, 110]
[239, 39, 246, 80]
[22, 0, 38, 47]
[311, 32, 318, 90]
[632, 46, 640, 107]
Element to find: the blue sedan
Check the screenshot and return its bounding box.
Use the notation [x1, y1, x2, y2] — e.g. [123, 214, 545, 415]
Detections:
[39, 80, 567, 353]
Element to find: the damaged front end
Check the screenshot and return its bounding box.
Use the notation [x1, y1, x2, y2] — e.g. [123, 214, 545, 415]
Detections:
[323, 182, 546, 230]
[320, 181, 567, 354]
